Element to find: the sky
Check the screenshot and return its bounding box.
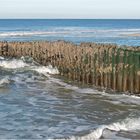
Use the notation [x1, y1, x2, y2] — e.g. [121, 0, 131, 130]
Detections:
[0, 0, 140, 19]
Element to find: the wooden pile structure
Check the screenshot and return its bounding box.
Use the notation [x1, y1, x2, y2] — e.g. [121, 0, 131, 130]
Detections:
[0, 41, 140, 94]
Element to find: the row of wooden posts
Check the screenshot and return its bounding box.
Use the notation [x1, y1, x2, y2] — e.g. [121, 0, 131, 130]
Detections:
[0, 41, 140, 94]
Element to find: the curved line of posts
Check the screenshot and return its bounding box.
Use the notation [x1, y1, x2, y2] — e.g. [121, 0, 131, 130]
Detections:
[0, 41, 139, 94]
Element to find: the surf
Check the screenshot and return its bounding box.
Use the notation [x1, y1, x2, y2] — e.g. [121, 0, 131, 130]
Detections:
[69, 117, 140, 139]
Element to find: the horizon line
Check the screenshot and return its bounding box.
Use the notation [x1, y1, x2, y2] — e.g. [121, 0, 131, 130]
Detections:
[0, 18, 140, 20]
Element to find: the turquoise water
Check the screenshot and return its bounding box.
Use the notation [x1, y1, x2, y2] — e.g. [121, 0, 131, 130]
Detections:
[0, 19, 140, 46]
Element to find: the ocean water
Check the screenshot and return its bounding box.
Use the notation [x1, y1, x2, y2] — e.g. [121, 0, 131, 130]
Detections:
[0, 20, 140, 139]
[0, 56, 140, 139]
[0, 19, 140, 46]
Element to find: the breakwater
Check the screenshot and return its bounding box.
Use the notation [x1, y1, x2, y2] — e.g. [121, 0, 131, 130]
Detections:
[0, 41, 140, 94]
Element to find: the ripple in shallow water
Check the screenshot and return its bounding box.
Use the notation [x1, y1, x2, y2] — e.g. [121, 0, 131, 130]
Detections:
[0, 57, 140, 139]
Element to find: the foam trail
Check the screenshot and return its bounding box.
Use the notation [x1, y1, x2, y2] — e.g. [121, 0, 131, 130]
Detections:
[0, 59, 29, 69]
[48, 76, 140, 106]
[69, 117, 140, 140]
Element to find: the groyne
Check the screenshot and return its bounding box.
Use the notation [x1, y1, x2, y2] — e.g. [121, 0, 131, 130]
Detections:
[0, 41, 140, 94]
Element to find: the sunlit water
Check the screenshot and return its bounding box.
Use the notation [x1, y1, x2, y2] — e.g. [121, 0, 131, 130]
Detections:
[0, 56, 140, 139]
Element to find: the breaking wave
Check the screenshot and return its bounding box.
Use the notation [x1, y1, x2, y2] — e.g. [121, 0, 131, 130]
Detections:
[33, 65, 59, 76]
[0, 28, 140, 38]
[0, 57, 59, 75]
[0, 31, 69, 37]
[70, 117, 140, 140]
[0, 56, 4, 60]
[0, 59, 29, 69]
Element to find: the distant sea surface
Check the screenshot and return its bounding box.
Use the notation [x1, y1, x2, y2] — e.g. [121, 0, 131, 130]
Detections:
[0, 19, 140, 46]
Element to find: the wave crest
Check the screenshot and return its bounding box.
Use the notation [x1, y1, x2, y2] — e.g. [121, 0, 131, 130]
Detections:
[70, 117, 140, 140]
[0, 59, 29, 69]
[0, 57, 59, 75]
[33, 65, 59, 76]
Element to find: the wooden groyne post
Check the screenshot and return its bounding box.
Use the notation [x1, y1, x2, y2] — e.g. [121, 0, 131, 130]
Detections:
[0, 41, 140, 94]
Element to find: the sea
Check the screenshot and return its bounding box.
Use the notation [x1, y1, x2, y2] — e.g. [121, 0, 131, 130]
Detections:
[0, 19, 140, 139]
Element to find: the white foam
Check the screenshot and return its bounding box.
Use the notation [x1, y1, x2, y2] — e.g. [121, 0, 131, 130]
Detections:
[0, 31, 69, 37]
[0, 59, 29, 69]
[0, 77, 10, 87]
[0, 31, 47, 37]
[0, 57, 59, 76]
[0, 28, 140, 38]
[33, 65, 59, 76]
[70, 117, 140, 140]
[33, 65, 59, 75]
[0, 56, 4, 60]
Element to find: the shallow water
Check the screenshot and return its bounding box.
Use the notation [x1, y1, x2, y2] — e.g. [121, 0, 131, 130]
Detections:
[0, 56, 140, 139]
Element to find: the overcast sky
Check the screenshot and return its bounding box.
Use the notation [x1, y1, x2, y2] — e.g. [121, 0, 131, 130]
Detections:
[0, 0, 140, 19]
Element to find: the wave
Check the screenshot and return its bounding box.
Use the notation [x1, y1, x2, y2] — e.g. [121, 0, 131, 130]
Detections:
[0, 57, 59, 75]
[33, 65, 59, 76]
[0, 56, 4, 60]
[0, 59, 29, 69]
[69, 117, 140, 140]
[0, 31, 69, 37]
[0, 28, 140, 38]
[0, 77, 11, 87]
[48, 76, 140, 106]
